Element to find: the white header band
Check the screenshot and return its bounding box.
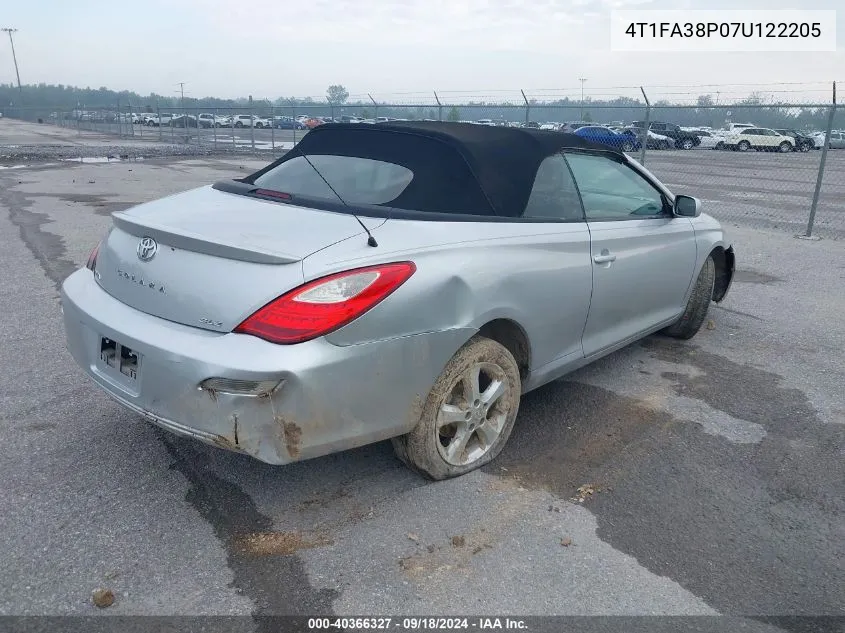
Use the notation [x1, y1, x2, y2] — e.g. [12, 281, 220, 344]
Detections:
[610, 10, 837, 52]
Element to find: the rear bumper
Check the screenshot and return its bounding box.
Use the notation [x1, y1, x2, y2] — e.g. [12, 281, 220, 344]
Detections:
[61, 269, 471, 465]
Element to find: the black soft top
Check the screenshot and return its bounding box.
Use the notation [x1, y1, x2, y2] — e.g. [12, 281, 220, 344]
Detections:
[252, 121, 623, 217]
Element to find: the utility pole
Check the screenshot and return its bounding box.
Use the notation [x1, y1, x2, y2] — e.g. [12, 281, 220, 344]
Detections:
[177, 82, 186, 108]
[2, 28, 22, 99]
[579, 77, 587, 121]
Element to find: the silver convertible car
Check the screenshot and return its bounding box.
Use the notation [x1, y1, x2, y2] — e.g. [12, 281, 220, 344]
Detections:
[61, 121, 735, 480]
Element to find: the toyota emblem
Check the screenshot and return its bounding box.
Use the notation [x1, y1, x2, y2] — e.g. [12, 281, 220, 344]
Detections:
[137, 236, 158, 262]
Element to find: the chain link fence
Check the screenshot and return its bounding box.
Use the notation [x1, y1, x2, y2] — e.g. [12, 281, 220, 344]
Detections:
[3, 88, 842, 239]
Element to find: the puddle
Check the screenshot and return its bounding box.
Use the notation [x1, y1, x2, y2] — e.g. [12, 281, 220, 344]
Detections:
[0, 163, 58, 170]
[202, 138, 294, 151]
[59, 156, 146, 164]
[60, 157, 122, 163]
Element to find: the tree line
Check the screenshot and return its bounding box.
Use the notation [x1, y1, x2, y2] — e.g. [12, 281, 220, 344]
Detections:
[1, 83, 840, 131]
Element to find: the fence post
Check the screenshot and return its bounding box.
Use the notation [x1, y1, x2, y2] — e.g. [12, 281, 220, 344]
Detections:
[804, 81, 837, 239]
[521, 89, 530, 125]
[638, 87, 650, 165]
[157, 105, 162, 141]
[249, 95, 255, 152]
[369, 93, 378, 120]
[434, 91, 442, 121]
[271, 104, 275, 151]
[213, 107, 217, 151]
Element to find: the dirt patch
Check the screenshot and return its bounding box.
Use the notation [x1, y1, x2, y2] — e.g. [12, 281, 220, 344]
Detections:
[234, 531, 334, 557]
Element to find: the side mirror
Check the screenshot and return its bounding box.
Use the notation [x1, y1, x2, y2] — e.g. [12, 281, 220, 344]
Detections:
[674, 194, 701, 218]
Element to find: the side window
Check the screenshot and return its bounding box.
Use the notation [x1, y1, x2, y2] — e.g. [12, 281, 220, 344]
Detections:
[564, 153, 668, 221]
[651, 123, 667, 132]
[523, 154, 584, 221]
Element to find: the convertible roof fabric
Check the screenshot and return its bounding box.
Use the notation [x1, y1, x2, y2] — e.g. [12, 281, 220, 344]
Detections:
[276, 121, 622, 217]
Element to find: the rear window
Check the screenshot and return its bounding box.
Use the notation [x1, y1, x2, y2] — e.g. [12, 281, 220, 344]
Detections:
[253, 155, 414, 205]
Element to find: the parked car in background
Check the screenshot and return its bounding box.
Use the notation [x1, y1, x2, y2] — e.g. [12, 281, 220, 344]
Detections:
[62, 121, 734, 480]
[631, 121, 701, 149]
[560, 122, 591, 132]
[197, 113, 216, 128]
[231, 115, 256, 128]
[302, 117, 325, 129]
[170, 114, 198, 128]
[722, 128, 795, 152]
[823, 131, 845, 149]
[625, 126, 672, 150]
[274, 116, 307, 129]
[773, 129, 815, 152]
[692, 130, 729, 150]
[574, 125, 641, 152]
[724, 123, 756, 133]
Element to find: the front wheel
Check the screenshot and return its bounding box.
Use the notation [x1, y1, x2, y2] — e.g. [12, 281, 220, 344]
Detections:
[392, 336, 521, 480]
[779, 141, 792, 153]
[681, 139, 694, 150]
[662, 256, 715, 340]
[800, 143, 811, 152]
[737, 141, 751, 152]
[621, 141, 634, 152]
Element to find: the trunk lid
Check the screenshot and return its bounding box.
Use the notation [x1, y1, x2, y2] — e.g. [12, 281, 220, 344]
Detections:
[96, 184, 383, 332]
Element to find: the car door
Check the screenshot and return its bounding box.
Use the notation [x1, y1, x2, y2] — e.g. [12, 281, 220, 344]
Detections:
[520, 153, 593, 364]
[759, 129, 781, 148]
[831, 132, 845, 149]
[564, 151, 698, 357]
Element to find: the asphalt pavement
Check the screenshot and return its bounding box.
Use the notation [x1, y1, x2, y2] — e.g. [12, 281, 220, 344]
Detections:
[0, 132, 843, 631]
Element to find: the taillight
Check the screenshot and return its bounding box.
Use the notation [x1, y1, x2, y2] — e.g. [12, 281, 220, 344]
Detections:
[234, 261, 416, 344]
[85, 242, 101, 271]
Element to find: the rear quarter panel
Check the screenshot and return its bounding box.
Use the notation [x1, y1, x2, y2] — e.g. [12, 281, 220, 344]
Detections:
[303, 219, 594, 372]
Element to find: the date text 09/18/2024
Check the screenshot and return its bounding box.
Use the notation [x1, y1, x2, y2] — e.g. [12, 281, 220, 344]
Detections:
[306, 617, 529, 630]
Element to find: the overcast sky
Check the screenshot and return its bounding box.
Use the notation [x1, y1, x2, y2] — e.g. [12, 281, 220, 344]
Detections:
[2, 0, 842, 103]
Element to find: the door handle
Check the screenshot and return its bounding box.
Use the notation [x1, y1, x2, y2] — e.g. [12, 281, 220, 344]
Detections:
[593, 252, 617, 264]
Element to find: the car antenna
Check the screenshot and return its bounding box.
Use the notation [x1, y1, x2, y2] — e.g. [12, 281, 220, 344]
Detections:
[293, 147, 378, 248]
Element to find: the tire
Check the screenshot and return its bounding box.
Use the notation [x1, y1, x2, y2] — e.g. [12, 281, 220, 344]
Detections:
[662, 256, 715, 340]
[621, 141, 634, 152]
[660, 140, 670, 150]
[778, 141, 792, 153]
[391, 336, 522, 480]
[235, 121, 243, 128]
[737, 140, 750, 152]
[800, 143, 810, 152]
[715, 141, 725, 150]
[680, 138, 694, 150]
